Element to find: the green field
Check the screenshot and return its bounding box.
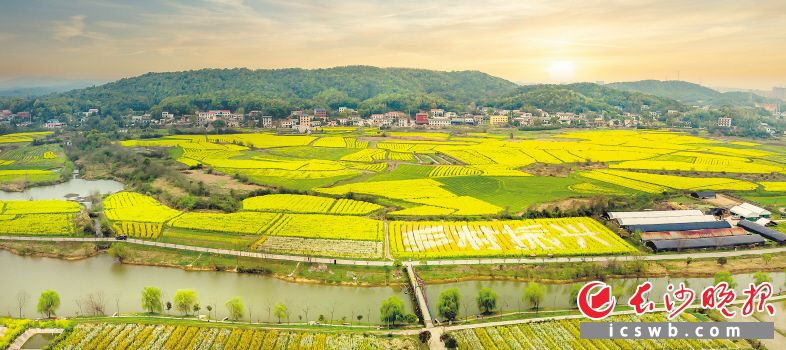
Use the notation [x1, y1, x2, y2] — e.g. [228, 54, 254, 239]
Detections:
[437, 176, 581, 211]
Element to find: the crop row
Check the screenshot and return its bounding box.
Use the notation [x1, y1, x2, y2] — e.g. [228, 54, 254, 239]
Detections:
[451, 313, 742, 350]
[49, 323, 418, 350]
[427, 165, 482, 178]
[340, 149, 386, 162]
[597, 169, 758, 191]
[579, 170, 667, 194]
[254, 236, 383, 258]
[242, 194, 381, 215]
[0, 213, 75, 235]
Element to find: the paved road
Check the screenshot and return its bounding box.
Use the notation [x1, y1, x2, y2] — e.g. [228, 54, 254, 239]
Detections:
[2, 235, 785, 267]
[0, 236, 393, 266]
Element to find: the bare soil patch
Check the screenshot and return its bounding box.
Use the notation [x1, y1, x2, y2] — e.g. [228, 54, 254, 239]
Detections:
[703, 193, 741, 208]
[524, 162, 606, 177]
[182, 169, 265, 193]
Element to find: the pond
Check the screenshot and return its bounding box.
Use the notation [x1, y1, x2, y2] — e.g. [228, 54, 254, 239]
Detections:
[21, 333, 58, 349]
[0, 173, 124, 207]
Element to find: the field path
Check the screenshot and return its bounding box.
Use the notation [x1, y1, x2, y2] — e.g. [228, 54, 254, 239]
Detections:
[4, 235, 786, 267]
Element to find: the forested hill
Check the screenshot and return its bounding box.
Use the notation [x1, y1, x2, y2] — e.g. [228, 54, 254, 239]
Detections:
[11, 66, 519, 117]
[495, 83, 685, 115]
[607, 80, 775, 107]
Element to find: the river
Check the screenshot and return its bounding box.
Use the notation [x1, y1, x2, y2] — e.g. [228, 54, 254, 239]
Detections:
[1, 250, 782, 323]
[0, 251, 409, 323]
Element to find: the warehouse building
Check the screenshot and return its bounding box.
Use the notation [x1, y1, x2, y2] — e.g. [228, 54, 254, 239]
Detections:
[737, 220, 786, 244]
[616, 215, 718, 227]
[645, 235, 765, 252]
[639, 227, 748, 241]
[607, 210, 704, 221]
[609, 209, 754, 252]
[627, 220, 733, 233]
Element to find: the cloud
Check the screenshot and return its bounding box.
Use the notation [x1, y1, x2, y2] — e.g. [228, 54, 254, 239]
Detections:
[53, 15, 87, 41]
[1, 0, 782, 88]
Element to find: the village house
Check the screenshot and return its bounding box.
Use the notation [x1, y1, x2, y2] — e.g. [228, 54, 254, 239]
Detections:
[415, 112, 429, 125]
[428, 116, 451, 127]
[44, 119, 65, 128]
[260, 116, 273, 128]
[489, 115, 508, 126]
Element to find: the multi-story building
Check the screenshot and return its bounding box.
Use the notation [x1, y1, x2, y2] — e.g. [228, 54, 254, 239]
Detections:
[260, 116, 273, 128]
[314, 108, 328, 118]
[717, 117, 732, 127]
[489, 115, 509, 126]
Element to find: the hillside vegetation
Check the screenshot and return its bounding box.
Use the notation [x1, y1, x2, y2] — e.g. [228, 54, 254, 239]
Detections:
[608, 80, 777, 107]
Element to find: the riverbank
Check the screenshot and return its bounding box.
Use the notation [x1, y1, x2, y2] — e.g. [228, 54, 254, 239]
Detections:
[0, 241, 401, 287]
[2, 240, 784, 287]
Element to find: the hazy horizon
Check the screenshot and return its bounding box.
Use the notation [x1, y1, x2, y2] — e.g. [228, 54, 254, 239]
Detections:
[1, 0, 785, 90]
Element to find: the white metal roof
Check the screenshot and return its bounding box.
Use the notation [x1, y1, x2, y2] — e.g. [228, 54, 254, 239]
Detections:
[731, 205, 759, 218]
[755, 218, 773, 226]
[739, 202, 771, 216]
[617, 215, 719, 226]
[608, 210, 704, 220]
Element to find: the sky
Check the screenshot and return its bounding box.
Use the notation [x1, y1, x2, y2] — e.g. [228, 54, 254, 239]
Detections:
[0, 0, 785, 89]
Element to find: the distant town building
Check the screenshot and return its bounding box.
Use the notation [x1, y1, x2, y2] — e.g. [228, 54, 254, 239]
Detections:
[717, 117, 732, 127]
[314, 108, 327, 118]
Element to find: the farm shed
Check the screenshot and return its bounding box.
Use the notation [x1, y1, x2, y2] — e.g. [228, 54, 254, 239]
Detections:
[639, 227, 747, 241]
[627, 220, 732, 233]
[755, 218, 773, 226]
[691, 191, 716, 199]
[645, 235, 765, 252]
[737, 219, 786, 243]
[730, 203, 772, 220]
[607, 210, 704, 220]
[617, 215, 718, 227]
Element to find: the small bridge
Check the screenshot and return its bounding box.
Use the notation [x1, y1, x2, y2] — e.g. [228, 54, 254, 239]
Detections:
[403, 262, 434, 328]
